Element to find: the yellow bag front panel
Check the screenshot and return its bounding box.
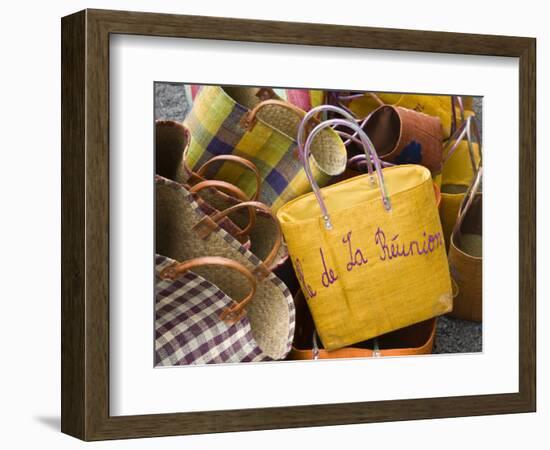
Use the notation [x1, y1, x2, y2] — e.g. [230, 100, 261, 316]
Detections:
[277, 165, 453, 350]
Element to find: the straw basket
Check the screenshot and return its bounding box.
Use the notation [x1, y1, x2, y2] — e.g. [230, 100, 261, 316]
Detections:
[183, 86, 347, 211]
[155, 175, 295, 361]
[447, 168, 483, 322]
[364, 104, 443, 174]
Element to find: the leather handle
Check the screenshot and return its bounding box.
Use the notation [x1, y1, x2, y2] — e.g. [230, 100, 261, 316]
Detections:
[159, 256, 257, 324]
[189, 180, 256, 237]
[197, 201, 282, 279]
[189, 179, 249, 200]
[195, 155, 262, 201]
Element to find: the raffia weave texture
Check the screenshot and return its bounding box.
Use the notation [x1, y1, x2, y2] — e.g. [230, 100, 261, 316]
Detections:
[183, 85, 347, 212]
[156, 175, 295, 360]
[277, 165, 452, 350]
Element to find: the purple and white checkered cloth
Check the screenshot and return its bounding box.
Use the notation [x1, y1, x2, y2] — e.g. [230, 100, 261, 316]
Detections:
[155, 254, 270, 365]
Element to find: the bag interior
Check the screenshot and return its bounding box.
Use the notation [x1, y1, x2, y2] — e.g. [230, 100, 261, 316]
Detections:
[456, 193, 483, 257]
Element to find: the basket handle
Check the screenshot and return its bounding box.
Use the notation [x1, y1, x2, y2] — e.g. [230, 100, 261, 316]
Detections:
[451, 96, 466, 135]
[297, 104, 374, 176]
[347, 153, 395, 170]
[194, 155, 262, 201]
[451, 165, 483, 239]
[442, 115, 483, 174]
[189, 180, 257, 237]
[302, 116, 391, 230]
[189, 179, 248, 200]
[159, 256, 257, 324]
[194, 201, 282, 279]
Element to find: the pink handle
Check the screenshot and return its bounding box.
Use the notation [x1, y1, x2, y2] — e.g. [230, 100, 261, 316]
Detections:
[347, 153, 395, 171]
[324, 93, 380, 147]
[325, 91, 359, 117]
[335, 113, 375, 147]
[442, 115, 482, 174]
[302, 116, 391, 230]
[452, 166, 483, 238]
[451, 96, 466, 134]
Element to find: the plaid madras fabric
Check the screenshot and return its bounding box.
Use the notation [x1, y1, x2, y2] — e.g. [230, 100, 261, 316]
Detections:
[183, 85, 333, 212]
[155, 254, 267, 365]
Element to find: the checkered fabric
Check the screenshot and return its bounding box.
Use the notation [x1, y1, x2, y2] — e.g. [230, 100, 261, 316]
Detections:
[183, 85, 337, 212]
[155, 254, 268, 365]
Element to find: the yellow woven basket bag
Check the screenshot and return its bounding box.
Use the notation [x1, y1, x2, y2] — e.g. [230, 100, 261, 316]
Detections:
[277, 108, 452, 350]
[438, 116, 482, 250]
[183, 86, 347, 212]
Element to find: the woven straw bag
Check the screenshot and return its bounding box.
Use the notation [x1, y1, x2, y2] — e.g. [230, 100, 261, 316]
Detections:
[183, 86, 347, 211]
[187, 84, 326, 112]
[289, 290, 436, 360]
[170, 141, 290, 272]
[438, 116, 482, 250]
[448, 167, 483, 322]
[193, 198, 290, 272]
[277, 111, 452, 350]
[222, 205, 289, 272]
[156, 119, 263, 202]
[155, 175, 295, 361]
[363, 103, 443, 174]
[342, 156, 442, 209]
[156, 120, 265, 247]
[156, 254, 287, 364]
[341, 92, 474, 139]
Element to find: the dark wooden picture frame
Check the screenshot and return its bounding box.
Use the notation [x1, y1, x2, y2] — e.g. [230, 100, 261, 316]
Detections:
[61, 8, 536, 441]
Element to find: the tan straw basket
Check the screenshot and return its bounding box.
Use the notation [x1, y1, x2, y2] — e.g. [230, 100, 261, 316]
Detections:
[447, 167, 483, 322]
[155, 175, 295, 359]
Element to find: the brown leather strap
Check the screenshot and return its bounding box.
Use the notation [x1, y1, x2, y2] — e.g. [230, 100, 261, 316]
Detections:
[198, 201, 282, 278]
[195, 155, 262, 201]
[159, 256, 257, 324]
[189, 180, 257, 237]
[188, 179, 248, 201]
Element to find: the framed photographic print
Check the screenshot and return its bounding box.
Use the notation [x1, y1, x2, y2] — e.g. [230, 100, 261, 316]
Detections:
[61, 8, 536, 441]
